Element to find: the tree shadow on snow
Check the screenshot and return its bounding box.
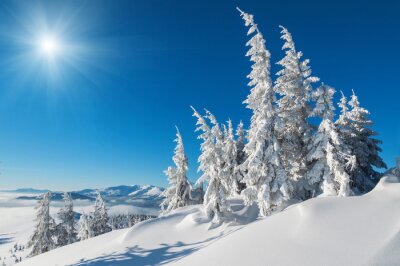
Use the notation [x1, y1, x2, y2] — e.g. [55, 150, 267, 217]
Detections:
[68, 234, 224, 266]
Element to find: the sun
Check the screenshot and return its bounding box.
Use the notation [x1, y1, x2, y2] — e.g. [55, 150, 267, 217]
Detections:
[39, 36, 60, 57]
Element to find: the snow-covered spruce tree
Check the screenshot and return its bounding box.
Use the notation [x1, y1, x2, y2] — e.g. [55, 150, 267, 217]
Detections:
[336, 91, 351, 129]
[335, 91, 354, 149]
[91, 192, 111, 236]
[55, 192, 77, 246]
[274, 25, 319, 199]
[234, 121, 246, 193]
[309, 83, 336, 120]
[77, 213, 93, 241]
[306, 84, 352, 196]
[346, 90, 387, 192]
[222, 119, 239, 195]
[160, 126, 191, 214]
[27, 192, 56, 256]
[206, 109, 233, 218]
[192, 107, 230, 222]
[238, 8, 291, 216]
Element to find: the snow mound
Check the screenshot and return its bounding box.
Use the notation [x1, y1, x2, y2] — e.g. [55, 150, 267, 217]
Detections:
[176, 175, 400, 266]
[19, 176, 400, 266]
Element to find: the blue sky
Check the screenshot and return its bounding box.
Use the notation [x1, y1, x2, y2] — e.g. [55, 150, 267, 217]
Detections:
[0, 0, 398, 190]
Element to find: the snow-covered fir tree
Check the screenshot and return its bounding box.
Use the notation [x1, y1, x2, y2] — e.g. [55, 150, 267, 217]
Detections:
[77, 213, 93, 241]
[238, 8, 291, 216]
[206, 110, 233, 219]
[274, 25, 319, 199]
[233, 121, 246, 193]
[307, 85, 352, 196]
[160, 126, 191, 214]
[55, 192, 77, 246]
[192, 107, 230, 222]
[336, 91, 351, 128]
[27, 192, 56, 256]
[310, 83, 336, 120]
[91, 193, 111, 236]
[335, 93, 353, 150]
[222, 119, 239, 195]
[345, 90, 387, 192]
[307, 84, 335, 193]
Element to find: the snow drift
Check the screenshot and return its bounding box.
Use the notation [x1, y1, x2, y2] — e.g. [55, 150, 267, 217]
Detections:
[19, 175, 400, 266]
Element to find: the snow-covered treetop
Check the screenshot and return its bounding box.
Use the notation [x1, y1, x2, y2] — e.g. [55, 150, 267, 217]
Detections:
[337, 91, 350, 125]
[279, 26, 296, 52]
[191, 106, 215, 185]
[62, 192, 72, 205]
[310, 83, 336, 120]
[191, 106, 212, 142]
[172, 126, 188, 175]
[275, 25, 319, 102]
[348, 89, 372, 127]
[236, 7, 258, 35]
[237, 7, 273, 114]
[94, 192, 106, 211]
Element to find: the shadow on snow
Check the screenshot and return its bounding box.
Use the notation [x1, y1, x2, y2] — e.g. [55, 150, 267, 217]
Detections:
[68, 235, 224, 266]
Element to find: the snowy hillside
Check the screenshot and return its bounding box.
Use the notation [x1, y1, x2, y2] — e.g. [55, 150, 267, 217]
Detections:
[0, 185, 163, 266]
[18, 175, 400, 266]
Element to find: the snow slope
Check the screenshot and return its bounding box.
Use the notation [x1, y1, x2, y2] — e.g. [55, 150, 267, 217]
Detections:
[0, 191, 159, 266]
[19, 175, 400, 266]
[176, 175, 400, 266]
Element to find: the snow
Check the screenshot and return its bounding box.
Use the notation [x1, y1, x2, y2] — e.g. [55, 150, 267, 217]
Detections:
[17, 204, 245, 265]
[128, 185, 162, 198]
[15, 175, 400, 266]
[0, 191, 158, 265]
[176, 175, 400, 266]
[145, 187, 162, 197]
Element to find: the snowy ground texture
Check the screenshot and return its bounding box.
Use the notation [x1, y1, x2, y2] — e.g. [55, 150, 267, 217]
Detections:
[14, 175, 400, 266]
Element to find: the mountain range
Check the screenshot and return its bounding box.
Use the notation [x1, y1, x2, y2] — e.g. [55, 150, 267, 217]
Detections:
[4, 185, 165, 209]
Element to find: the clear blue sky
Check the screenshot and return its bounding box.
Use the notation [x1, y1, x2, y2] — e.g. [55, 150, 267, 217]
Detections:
[0, 0, 398, 190]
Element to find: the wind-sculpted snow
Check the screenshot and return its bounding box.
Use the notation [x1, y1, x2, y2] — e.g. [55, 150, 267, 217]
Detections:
[17, 176, 400, 266]
[176, 175, 400, 266]
[18, 203, 255, 266]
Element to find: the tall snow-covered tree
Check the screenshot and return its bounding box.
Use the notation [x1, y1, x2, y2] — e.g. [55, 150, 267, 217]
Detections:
[346, 90, 387, 192]
[235, 121, 246, 164]
[192, 107, 230, 222]
[274, 25, 319, 198]
[311, 120, 352, 196]
[77, 213, 93, 241]
[307, 84, 335, 192]
[55, 192, 77, 246]
[27, 192, 56, 256]
[222, 119, 238, 195]
[206, 110, 232, 219]
[160, 126, 191, 214]
[238, 8, 291, 216]
[234, 121, 246, 193]
[91, 193, 111, 236]
[307, 85, 353, 196]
